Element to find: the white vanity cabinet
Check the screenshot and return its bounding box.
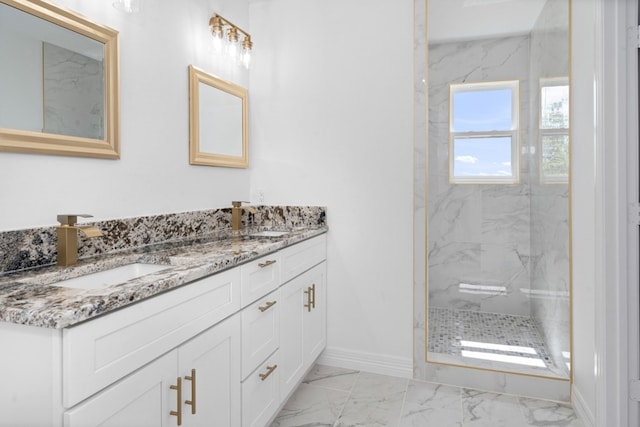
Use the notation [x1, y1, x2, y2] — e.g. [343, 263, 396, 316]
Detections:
[64, 314, 241, 427]
[0, 233, 327, 427]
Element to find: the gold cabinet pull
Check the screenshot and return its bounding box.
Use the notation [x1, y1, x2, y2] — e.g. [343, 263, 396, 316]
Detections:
[258, 259, 277, 268]
[304, 287, 312, 312]
[258, 300, 277, 312]
[310, 283, 316, 309]
[170, 377, 183, 426]
[185, 368, 196, 415]
[259, 364, 278, 381]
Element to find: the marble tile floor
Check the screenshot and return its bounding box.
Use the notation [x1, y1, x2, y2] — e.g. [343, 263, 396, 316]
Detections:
[270, 364, 583, 427]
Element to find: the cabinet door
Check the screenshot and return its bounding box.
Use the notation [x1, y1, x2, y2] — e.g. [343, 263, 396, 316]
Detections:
[279, 276, 305, 400]
[279, 262, 327, 400]
[178, 314, 241, 427]
[303, 262, 326, 362]
[64, 351, 178, 427]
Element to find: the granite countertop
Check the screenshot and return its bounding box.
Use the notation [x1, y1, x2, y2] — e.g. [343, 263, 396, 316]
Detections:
[0, 227, 327, 329]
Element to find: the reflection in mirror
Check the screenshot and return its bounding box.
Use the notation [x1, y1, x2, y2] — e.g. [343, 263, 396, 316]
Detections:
[188, 65, 248, 168]
[426, 0, 570, 379]
[42, 42, 104, 139]
[0, 0, 119, 158]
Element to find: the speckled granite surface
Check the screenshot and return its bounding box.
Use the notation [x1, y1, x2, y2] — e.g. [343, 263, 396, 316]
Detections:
[0, 206, 326, 329]
[0, 205, 325, 273]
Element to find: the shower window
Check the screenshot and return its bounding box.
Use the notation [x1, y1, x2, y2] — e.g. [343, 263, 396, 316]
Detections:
[449, 81, 520, 184]
[539, 78, 569, 183]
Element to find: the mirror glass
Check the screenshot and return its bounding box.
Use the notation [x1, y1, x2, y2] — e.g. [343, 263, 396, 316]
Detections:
[426, 0, 571, 380]
[189, 65, 248, 168]
[0, 0, 119, 158]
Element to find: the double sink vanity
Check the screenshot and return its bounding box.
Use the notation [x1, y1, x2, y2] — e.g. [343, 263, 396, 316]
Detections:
[0, 206, 327, 427]
[1, 0, 327, 425]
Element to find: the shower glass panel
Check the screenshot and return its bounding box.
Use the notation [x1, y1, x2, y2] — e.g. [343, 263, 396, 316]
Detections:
[426, 0, 571, 379]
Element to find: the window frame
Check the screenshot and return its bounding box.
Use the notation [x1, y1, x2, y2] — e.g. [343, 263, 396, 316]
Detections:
[538, 77, 569, 184]
[448, 80, 520, 184]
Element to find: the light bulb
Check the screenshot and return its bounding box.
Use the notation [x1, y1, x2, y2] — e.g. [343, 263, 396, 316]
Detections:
[227, 27, 239, 59]
[212, 34, 224, 53]
[241, 49, 251, 69]
[241, 36, 252, 69]
[228, 42, 238, 59]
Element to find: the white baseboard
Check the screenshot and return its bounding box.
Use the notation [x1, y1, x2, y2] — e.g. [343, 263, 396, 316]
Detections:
[316, 346, 413, 378]
[572, 385, 595, 427]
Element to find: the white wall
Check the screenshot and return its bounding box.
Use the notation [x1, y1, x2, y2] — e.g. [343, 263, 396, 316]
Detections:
[248, 0, 415, 372]
[0, 0, 252, 231]
[570, 0, 597, 420]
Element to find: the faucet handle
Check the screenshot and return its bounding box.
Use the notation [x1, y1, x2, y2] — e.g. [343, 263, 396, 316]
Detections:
[57, 214, 93, 226]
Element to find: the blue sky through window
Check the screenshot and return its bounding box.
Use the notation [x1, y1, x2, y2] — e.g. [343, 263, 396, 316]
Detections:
[450, 83, 517, 181]
[453, 89, 513, 132]
[453, 137, 513, 177]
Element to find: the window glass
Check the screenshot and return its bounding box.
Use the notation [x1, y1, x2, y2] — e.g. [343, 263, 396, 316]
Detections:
[452, 89, 513, 132]
[453, 137, 513, 177]
[449, 81, 519, 184]
[541, 85, 569, 129]
[541, 135, 569, 178]
[539, 81, 569, 183]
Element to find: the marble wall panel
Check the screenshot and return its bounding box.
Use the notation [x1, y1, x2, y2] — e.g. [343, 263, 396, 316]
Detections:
[43, 42, 104, 140]
[428, 241, 481, 311]
[413, 0, 428, 381]
[427, 34, 532, 316]
[528, 0, 571, 375]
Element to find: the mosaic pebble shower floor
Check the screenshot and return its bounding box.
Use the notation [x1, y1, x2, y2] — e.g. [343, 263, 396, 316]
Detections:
[428, 307, 568, 378]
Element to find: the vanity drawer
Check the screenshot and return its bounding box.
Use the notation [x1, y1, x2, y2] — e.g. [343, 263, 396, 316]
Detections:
[241, 351, 280, 427]
[240, 252, 281, 307]
[241, 289, 280, 379]
[62, 267, 241, 408]
[280, 234, 327, 283]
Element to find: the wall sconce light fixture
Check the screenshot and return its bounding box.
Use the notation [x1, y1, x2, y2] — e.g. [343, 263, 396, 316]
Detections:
[209, 13, 252, 69]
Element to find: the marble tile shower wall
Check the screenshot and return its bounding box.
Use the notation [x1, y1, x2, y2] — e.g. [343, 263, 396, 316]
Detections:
[428, 35, 532, 316]
[412, 0, 428, 380]
[0, 206, 326, 274]
[43, 42, 104, 139]
[528, 0, 571, 375]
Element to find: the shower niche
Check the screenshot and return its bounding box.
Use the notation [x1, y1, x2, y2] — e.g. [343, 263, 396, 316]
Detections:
[425, 0, 571, 381]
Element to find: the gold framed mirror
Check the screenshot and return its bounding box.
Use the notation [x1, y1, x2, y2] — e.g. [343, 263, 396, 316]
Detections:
[188, 65, 248, 168]
[0, 0, 120, 159]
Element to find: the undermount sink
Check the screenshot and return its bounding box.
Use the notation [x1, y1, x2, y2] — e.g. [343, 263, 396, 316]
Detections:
[50, 263, 170, 290]
[249, 230, 290, 238]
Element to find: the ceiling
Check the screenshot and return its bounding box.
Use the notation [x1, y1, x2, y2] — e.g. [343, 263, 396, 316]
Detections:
[428, 0, 548, 43]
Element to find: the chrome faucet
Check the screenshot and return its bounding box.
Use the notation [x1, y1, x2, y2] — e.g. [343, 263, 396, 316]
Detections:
[231, 201, 256, 231]
[56, 214, 103, 267]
